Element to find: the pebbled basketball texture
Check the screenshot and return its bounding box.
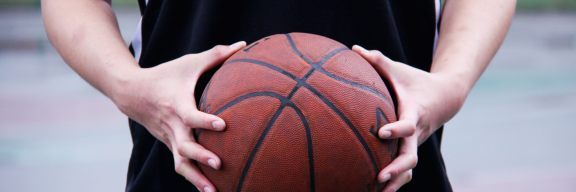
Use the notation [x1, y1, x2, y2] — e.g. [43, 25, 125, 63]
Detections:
[196, 33, 398, 192]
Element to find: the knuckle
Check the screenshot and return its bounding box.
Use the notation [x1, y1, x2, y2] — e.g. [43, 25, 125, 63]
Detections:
[200, 113, 212, 128]
[175, 167, 182, 175]
[188, 112, 209, 129]
[174, 157, 190, 175]
[191, 177, 202, 187]
[182, 115, 192, 126]
[409, 155, 418, 168]
[406, 123, 416, 135]
[214, 45, 226, 49]
[406, 170, 413, 182]
[212, 45, 227, 56]
[159, 100, 176, 112]
[182, 54, 195, 61]
[176, 143, 187, 155]
[372, 52, 384, 63]
[389, 169, 400, 177]
[191, 149, 205, 161]
[187, 113, 204, 128]
[174, 161, 183, 175]
[182, 115, 196, 127]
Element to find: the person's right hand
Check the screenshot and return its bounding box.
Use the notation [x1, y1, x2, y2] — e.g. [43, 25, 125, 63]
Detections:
[111, 41, 246, 192]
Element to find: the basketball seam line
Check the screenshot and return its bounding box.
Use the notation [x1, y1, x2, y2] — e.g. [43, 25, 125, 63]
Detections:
[236, 104, 286, 192]
[195, 80, 212, 139]
[284, 33, 394, 109]
[285, 33, 380, 176]
[199, 80, 212, 111]
[313, 65, 394, 108]
[292, 102, 316, 192]
[201, 92, 315, 192]
[223, 57, 381, 182]
[287, 68, 316, 99]
[299, 82, 380, 175]
[223, 53, 381, 186]
[286, 84, 301, 99]
[224, 58, 391, 108]
[375, 108, 397, 156]
[203, 34, 394, 190]
[243, 42, 260, 52]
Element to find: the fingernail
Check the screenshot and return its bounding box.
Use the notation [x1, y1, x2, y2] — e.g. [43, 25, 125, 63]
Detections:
[212, 120, 225, 130]
[380, 130, 392, 138]
[380, 174, 391, 183]
[355, 45, 369, 54]
[229, 41, 245, 50]
[204, 187, 212, 192]
[208, 159, 218, 169]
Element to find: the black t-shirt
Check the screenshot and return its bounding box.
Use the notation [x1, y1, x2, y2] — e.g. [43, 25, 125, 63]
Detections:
[126, 0, 452, 191]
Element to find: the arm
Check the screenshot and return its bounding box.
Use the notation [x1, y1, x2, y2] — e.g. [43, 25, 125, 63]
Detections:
[352, 0, 516, 191]
[42, 0, 137, 95]
[42, 1, 245, 192]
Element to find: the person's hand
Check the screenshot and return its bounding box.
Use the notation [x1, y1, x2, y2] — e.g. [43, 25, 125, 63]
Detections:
[111, 41, 246, 192]
[352, 45, 468, 192]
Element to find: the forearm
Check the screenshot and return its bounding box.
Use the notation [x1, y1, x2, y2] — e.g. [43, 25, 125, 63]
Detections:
[42, 0, 139, 99]
[352, 1, 517, 188]
[432, 0, 516, 92]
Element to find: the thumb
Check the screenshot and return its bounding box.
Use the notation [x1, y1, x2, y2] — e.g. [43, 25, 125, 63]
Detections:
[194, 41, 247, 73]
[352, 45, 417, 85]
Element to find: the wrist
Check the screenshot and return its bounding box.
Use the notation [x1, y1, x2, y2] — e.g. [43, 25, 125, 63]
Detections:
[427, 72, 470, 130]
[433, 71, 473, 96]
[101, 59, 144, 106]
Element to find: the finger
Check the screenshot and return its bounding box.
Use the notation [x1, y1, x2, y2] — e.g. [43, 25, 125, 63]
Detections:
[380, 169, 413, 192]
[378, 136, 418, 183]
[353, 45, 425, 86]
[378, 108, 418, 139]
[173, 123, 221, 170]
[177, 141, 222, 170]
[352, 45, 396, 78]
[173, 152, 217, 192]
[177, 106, 226, 131]
[152, 119, 177, 150]
[379, 120, 416, 139]
[193, 41, 247, 73]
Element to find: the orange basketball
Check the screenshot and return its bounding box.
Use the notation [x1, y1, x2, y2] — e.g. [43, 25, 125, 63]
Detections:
[196, 33, 398, 192]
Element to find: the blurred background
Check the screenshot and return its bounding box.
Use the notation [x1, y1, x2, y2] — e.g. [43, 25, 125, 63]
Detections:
[0, 0, 574, 191]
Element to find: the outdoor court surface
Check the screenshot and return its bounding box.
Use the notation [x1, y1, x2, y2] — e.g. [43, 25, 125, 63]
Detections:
[0, 8, 575, 192]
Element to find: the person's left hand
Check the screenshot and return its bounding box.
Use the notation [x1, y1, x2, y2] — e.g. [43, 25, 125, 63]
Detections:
[352, 45, 469, 192]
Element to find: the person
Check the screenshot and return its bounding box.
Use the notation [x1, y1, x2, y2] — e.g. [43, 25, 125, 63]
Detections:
[42, 0, 516, 191]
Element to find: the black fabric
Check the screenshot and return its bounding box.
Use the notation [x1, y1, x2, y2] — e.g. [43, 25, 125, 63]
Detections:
[126, 0, 451, 191]
[400, 126, 452, 192]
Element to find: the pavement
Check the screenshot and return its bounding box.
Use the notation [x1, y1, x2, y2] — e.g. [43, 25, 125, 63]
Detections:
[0, 8, 574, 192]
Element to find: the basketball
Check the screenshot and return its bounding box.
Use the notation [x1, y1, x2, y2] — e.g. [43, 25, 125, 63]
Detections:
[196, 33, 398, 192]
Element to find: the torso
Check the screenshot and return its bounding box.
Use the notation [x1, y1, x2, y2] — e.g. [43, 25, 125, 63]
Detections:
[126, 0, 451, 191]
